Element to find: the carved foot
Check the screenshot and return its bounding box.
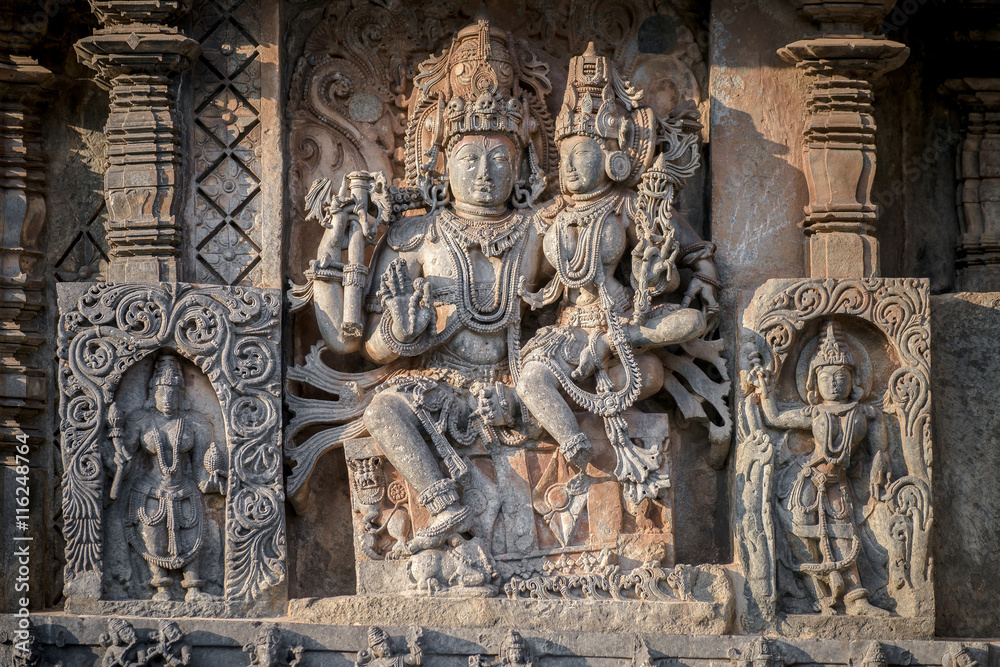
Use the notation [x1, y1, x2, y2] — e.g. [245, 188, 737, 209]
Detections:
[402, 505, 473, 555]
[845, 590, 890, 617]
[152, 590, 172, 602]
[560, 433, 592, 469]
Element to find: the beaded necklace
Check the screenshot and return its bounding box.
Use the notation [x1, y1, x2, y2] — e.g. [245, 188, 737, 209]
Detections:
[438, 210, 530, 333]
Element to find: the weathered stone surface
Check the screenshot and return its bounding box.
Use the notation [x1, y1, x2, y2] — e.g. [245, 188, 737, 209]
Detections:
[930, 293, 1000, 638]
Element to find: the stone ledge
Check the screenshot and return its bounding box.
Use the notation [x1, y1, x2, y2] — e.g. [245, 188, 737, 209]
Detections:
[286, 594, 734, 636]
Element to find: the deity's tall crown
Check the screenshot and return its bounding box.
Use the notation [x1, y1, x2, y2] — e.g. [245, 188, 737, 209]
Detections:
[404, 10, 554, 198]
[810, 321, 855, 371]
[555, 43, 657, 186]
[150, 353, 185, 388]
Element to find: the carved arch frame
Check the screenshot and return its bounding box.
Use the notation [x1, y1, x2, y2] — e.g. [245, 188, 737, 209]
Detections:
[735, 277, 933, 625]
[56, 282, 285, 614]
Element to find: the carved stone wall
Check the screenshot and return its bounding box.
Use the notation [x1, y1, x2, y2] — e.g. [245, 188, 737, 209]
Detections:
[3, 0, 1000, 663]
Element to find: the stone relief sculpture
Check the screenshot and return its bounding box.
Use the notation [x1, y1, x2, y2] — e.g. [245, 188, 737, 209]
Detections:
[517, 43, 716, 503]
[109, 353, 226, 603]
[147, 620, 192, 667]
[57, 282, 284, 613]
[736, 278, 934, 628]
[469, 630, 533, 667]
[748, 322, 890, 617]
[355, 627, 422, 667]
[100, 619, 145, 667]
[242, 625, 303, 667]
[287, 10, 730, 607]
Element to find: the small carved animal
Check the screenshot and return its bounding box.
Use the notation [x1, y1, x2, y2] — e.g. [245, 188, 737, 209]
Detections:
[406, 539, 497, 594]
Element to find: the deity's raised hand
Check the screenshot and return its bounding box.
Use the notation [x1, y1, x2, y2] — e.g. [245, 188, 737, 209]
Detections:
[379, 258, 434, 343]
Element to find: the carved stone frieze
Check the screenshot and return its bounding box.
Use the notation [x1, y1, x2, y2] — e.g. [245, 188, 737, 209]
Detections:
[283, 7, 730, 633]
[74, 0, 201, 282]
[57, 281, 284, 615]
[736, 278, 933, 634]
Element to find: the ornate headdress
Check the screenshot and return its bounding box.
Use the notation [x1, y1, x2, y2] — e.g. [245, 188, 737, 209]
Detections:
[108, 619, 135, 643]
[404, 10, 554, 206]
[150, 353, 184, 389]
[500, 630, 531, 662]
[555, 43, 657, 186]
[809, 321, 855, 374]
[367, 626, 390, 648]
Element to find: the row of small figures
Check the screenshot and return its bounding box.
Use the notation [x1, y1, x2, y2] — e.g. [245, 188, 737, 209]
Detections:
[8, 620, 985, 667]
[633, 637, 982, 667]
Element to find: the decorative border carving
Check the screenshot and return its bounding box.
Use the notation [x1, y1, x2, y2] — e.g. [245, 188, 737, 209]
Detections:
[735, 278, 933, 627]
[57, 282, 284, 609]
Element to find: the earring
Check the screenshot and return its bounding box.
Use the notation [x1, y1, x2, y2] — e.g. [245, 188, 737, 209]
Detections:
[605, 150, 630, 182]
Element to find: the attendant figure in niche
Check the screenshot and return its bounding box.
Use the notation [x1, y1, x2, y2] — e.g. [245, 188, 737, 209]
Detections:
[517, 43, 719, 502]
[753, 321, 891, 616]
[115, 353, 226, 602]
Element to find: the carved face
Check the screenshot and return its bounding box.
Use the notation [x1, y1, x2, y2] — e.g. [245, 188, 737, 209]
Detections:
[815, 364, 853, 402]
[349, 457, 385, 506]
[161, 622, 181, 643]
[505, 646, 526, 665]
[559, 135, 609, 195]
[118, 625, 136, 645]
[371, 639, 390, 659]
[154, 385, 180, 415]
[255, 635, 281, 666]
[448, 135, 516, 210]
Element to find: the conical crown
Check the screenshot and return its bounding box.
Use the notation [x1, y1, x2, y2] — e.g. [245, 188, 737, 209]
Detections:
[151, 353, 184, 388]
[810, 321, 854, 372]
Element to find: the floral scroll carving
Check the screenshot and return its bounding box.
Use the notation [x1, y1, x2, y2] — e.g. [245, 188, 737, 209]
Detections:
[736, 278, 932, 625]
[57, 282, 284, 611]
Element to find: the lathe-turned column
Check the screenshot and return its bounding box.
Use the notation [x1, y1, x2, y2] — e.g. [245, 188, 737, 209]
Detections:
[779, 1, 908, 279]
[74, 0, 201, 283]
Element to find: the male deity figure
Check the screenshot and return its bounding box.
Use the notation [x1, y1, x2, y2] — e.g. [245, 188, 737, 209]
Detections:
[116, 353, 225, 602]
[100, 619, 143, 667]
[753, 322, 891, 616]
[517, 44, 719, 501]
[355, 627, 422, 667]
[309, 14, 553, 554]
[242, 625, 303, 667]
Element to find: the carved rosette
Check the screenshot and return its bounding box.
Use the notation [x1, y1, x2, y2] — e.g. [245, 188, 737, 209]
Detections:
[57, 282, 284, 610]
[736, 278, 933, 627]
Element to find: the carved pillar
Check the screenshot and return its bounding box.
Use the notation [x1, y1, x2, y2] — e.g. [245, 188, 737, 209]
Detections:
[943, 81, 1000, 290]
[0, 8, 51, 450]
[778, 1, 908, 279]
[73, 0, 200, 283]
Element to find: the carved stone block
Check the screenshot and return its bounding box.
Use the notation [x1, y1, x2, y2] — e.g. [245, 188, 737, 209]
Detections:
[57, 282, 285, 617]
[736, 278, 933, 637]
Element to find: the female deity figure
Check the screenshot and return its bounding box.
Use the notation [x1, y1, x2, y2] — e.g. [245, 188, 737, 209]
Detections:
[114, 353, 225, 602]
[753, 322, 891, 616]
[516, 44, 720, 503]
[306, 14, 553, 555]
